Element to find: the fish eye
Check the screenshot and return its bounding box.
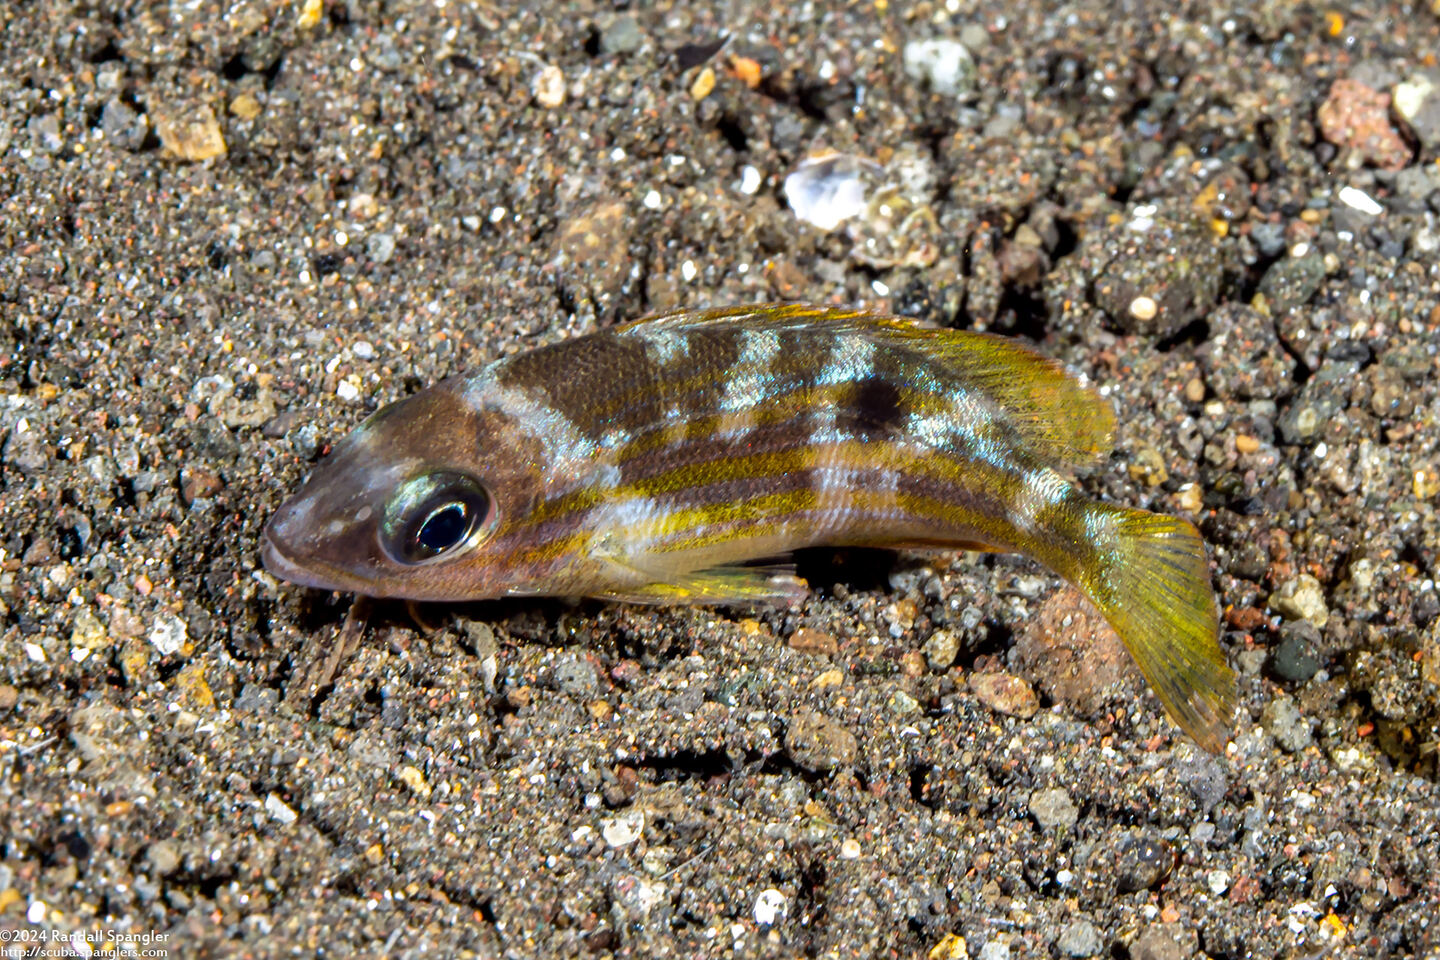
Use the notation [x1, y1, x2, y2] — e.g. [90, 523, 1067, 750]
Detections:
[382, 472, 495, 565]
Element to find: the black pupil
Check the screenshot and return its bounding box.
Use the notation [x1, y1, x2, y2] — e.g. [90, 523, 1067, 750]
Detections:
[417, 503, 469, 552]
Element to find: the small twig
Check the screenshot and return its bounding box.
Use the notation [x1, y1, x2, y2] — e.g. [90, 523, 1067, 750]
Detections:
[17, 736, 57, 757]
[660, 843, 713, 880]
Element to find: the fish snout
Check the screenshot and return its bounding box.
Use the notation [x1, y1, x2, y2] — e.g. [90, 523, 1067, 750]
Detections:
[260, 499, 336, 590]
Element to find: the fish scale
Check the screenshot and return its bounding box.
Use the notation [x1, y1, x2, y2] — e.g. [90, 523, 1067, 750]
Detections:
[264, 304, 1236, 751]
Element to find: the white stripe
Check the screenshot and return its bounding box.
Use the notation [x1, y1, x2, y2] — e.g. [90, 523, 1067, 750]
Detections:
[905, 408, 955, 450]
[815, 334, 875, 386]
[809, 402, 844, 446]
[717, 329, 780, 439]
[634, 327, 692, 366]
[1013, 467, 1071, 534]
[464, 375, 602, 486]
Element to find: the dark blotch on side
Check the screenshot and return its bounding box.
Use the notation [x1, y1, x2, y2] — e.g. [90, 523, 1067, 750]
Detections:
[848, 377, 906, 439]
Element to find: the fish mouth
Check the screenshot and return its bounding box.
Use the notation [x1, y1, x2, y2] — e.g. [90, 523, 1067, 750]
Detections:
[260, 526, 355, 594]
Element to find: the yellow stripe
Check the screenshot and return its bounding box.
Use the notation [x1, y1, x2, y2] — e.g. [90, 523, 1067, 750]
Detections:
[513, 434, 1023, 551]
[649, 487, 1019, 555]
[496, 446, 1033, 571]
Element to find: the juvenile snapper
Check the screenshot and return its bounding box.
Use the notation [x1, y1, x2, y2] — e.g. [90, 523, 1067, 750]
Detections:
[264, 305, 1235, 749]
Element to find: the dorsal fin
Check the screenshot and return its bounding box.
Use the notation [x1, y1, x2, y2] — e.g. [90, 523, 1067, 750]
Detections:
[878, 323, 1116, 468]
[619, 304, 1116, 469]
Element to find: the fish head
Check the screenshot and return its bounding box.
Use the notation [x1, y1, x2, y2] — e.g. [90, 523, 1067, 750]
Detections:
[262, 378, 546, 600]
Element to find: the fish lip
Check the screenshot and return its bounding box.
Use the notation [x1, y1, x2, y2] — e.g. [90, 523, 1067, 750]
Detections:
[261, 526, 351, 593]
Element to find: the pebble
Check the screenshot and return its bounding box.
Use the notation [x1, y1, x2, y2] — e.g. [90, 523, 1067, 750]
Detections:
[265, 793, 298, 824]
[1316, 78, 1410, 170]
[2, 425, 47, 474]
[1028, 787, 1079, 831]
[839, 837, 862, 859]
[971, 671, 1039, 719]
[1057, 920, 1104, 957]
[553, 200, 631, 309]
[1261, 695, 1313, 752]
[612, 873, 667, 919]
[230, 93, 262, 120]
[689, 66, 716, 101]
[144, 840, 179, 875]
[235, 684, 279, 712]
[600, 15, 643, 55]
[365, 232, 396, 264]
[100, 99, 147, 151]
[1129, 295, 1158, 323]
[947, 21, 986, 46]
[151, 100, 227, 162]
[1086, 209, 1224, 338]
[1269, 574, 1329, 628]
[788, 627, 838, 656]
[1272, 620, 1323, 682]
[1176, 483, 1203, 512]
[1112, 830, 1175, 892]
[1207, 869, 1230, 896]
[1178, 752, 1228, 812]
[977, 941, 1010, 960]
[784, 710, 858, 772]
[929, 932, 970, 959]
[180, 466, 225, 505]
[602, 808, 644, 848]
[397, 765, 431, 798]
[1392, 70, 1440, 151]
[1251, 221, 1287, 258]
[902, 39, 976, 98]
[1257, 249, 1326, 314]
[923, 629, 960, 670]
[753, 888, 787, 925]
[532, 64, 565, 108]
[148, 614, 188, 657]
[28, 113, 62, 153]
[1128, 445, 1169, 487]
[553, 654, 599, 698]
[784, 154, 870, 231]
[1129, 927, 1186, 960]
[1337, 185, 1383, 217]
[68, 607, 108, 651]
[889, 689, 921, 715]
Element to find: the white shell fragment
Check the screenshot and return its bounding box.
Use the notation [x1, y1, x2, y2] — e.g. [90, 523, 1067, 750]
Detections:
[753, 887, 788, 925]
[1337, 185, 1383, 216]
[783, 154, 873, 231]
[602, 808, 645, 848]
[902, 38, 976, 98]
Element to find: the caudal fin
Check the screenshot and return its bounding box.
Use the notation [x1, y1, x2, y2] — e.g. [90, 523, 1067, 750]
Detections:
[1078, 507, 1236, 752]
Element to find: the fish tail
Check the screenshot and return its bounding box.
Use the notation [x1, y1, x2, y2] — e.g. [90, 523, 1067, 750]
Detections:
[1063, 504, 1236, 752]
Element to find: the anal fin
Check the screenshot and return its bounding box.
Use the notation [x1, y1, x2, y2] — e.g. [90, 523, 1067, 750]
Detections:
[596, 563, 809, 607]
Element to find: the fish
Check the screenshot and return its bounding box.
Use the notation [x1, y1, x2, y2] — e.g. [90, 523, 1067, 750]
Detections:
[263, 303, 1235, 750]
